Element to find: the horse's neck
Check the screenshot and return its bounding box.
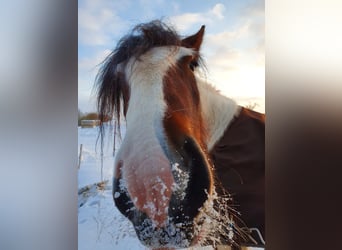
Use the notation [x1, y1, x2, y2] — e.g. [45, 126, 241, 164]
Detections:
[197, 77, 240, 151]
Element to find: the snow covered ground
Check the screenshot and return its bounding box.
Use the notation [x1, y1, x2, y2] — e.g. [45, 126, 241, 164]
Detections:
[78, 125, 263, 250]
[77, 125, 215, 250]
[78, 124, 145, 249]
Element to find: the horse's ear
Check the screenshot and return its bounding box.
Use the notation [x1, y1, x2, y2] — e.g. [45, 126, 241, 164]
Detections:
[181, 25, 205, 51]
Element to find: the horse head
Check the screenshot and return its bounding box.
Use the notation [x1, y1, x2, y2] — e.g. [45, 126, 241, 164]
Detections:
[96, 20, 238, 248]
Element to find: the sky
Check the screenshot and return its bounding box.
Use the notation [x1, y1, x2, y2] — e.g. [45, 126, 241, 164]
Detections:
[78, 0, 265, 113]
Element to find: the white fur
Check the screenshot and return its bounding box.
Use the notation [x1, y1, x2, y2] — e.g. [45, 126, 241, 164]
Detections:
[196, 76, 240, 151]
[123, 46, 195, 135]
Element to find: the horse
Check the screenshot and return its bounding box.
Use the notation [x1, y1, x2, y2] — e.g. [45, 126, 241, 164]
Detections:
[96, 20, 265, 249]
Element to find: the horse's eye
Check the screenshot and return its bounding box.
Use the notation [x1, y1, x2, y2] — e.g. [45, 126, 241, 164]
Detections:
[189, 61, 198, 71]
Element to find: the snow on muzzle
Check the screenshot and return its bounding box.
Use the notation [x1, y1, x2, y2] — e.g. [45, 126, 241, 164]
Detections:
[113, 134, 212, 248]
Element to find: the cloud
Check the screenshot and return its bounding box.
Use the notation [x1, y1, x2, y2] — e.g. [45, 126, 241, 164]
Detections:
[78, 49, 113, 112]
[170, 3, 227, 32]
[197, 7, 264, 100]
[78, 0, 128, 46]
[78, 49, 112, 72]
[170, 13, 207, 32]
[210, 3, 225, 19]
[205, 23, 248, 48]
[78, 0, 133, 111]
[242, 0, 264, 17]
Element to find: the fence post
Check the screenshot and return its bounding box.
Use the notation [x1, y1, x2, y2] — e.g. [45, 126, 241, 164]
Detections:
[78, 144, 83, 169]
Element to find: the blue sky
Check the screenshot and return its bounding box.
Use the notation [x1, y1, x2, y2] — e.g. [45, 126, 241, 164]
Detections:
[78, 0, 264, 113]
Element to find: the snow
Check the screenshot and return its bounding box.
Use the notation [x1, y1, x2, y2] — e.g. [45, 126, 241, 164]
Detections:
[171, 163, 190, 200]
[78, 125, 145, 249]
[78, 125, 263, 250]
[77, 125, 209, 249]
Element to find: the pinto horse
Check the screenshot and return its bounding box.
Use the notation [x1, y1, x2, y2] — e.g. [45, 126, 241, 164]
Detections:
[96, 20, 265, 249]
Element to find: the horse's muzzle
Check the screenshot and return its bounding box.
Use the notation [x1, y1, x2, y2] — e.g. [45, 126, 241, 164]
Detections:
[112, 136, 212, 248]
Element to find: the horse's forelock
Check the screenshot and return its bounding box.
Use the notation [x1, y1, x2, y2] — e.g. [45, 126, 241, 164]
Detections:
[132, 20, 182, 55]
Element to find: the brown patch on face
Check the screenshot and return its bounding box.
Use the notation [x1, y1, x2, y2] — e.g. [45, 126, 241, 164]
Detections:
[163, 56, 207, 149]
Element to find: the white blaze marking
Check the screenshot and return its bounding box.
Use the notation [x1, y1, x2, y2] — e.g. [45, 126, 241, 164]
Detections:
[114, 46, 194, 226]
[123, 46, 195, 138]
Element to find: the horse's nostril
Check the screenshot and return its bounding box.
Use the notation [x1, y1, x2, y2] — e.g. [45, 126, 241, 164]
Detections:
[113, 177, 136, 220]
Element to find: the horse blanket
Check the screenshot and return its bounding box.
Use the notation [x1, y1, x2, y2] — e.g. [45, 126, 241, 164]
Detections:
[210, 107, 265, 246]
